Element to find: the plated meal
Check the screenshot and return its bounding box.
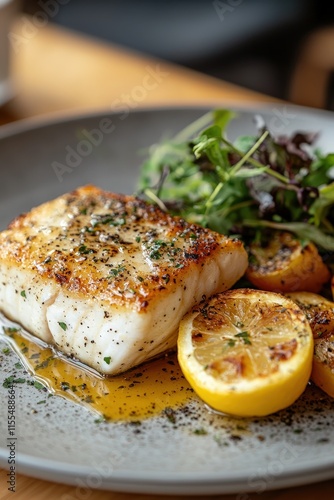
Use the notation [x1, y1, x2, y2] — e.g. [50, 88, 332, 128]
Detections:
[1, 108, 333, 419]
[1, 106, 334, 494]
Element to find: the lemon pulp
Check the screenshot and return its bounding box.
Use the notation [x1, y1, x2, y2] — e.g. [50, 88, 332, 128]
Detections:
[178, 289, 313, 417]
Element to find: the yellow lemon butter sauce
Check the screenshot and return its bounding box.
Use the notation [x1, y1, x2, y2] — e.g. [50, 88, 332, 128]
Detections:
[2, 327, 194, 422]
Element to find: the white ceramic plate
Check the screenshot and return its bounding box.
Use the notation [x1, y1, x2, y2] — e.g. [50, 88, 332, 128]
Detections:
[1, 105, 334, 496]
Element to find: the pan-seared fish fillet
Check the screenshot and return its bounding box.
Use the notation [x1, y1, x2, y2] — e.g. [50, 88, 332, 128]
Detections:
[0, 185, 248, 374]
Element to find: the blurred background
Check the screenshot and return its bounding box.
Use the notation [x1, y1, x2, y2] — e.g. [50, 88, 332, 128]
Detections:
[22, 0, 334, 103]
[2, 0, 334, 128]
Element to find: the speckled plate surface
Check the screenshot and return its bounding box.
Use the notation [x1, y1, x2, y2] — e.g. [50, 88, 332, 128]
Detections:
[0, 105, 334, 496]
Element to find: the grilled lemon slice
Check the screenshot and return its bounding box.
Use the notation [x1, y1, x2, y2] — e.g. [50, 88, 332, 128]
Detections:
[246, 232, 330, 293]
[286, 291, 334, 398]
[178, 288, 313, 417]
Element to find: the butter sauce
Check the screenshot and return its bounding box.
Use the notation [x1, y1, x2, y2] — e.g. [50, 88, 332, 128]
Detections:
[2, 327, 194, 421]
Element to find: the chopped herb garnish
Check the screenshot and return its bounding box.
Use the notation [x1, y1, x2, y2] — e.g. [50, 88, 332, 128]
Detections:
[129, 420, 142, 426]
[109, 264, 126, 277]
[235, 331, 252, 345]
[58, 322, 68, 331]
[149, 250, 161, 260]
[4, 327, 19, 334]
[164, 406, 177, 424]
[99, 215, 115, 225]
[214, 435, 229, 447]
[78, 245, 94, 255]
[193, 428, 208, 435]
[3, 376, 14, 388]
[103, 356, 112, 365]
[91, 214, 120, 226]
[29, 353, 40, 360]
[110, 217, 126, 226]
[20, 290, 26, 298]
[83, 395, 94, 403]
[92, 215, 126, 227]
[33, 381, 45, 390]
[3, 376, 25, 388]
[227, 339, 236, 348]
[15, 378, 26, 384]
[35, 356, 53, 370]
[2, 347, 10, 355]
[236, 424, 247, 431]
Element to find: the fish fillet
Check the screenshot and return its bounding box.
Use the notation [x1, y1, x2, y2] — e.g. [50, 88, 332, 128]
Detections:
[0, 185, 248, 374]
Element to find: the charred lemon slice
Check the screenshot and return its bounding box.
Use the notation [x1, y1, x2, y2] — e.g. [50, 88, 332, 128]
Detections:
[286, 291, 334, 398]
[178, 288, 313, 417]
[246, 231, 330, 293]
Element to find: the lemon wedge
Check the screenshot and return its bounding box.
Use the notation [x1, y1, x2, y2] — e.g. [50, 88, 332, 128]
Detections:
[286, 291, 334, 398]
[246, 231, 330, 293]
[177, 288, 313, 417]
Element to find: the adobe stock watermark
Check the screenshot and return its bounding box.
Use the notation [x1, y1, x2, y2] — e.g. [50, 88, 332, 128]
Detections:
[52, 64, 169, 182]
[6, 381, 17, 493]
[52, 117, 115, 183]
[235, 441, 307, 499]
[267, 106, 297, 135]
[213, 0, 244, 21]
[8, 0, 71, 54]
[110, 64, 169, 120]
[60, 453, 123, 500]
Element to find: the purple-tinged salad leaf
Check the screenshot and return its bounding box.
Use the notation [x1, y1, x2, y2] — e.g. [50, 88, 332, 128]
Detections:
[137, 109, 334, 251]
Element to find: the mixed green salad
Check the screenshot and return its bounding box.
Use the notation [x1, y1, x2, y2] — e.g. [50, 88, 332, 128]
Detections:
[137, 109, 334, 256]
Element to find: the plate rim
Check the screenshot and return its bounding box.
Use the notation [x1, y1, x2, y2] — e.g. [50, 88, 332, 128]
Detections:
[1, 449, 334, 495]
[1, 102, 334, 495]
[1, 101, 334, 141]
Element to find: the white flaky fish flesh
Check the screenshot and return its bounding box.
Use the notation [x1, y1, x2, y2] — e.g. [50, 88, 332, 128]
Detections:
[0, 185, 248, 374]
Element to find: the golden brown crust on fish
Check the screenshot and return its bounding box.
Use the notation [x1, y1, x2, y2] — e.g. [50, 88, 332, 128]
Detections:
[0, 185, 245, 312]
[0, 185, 248, 374]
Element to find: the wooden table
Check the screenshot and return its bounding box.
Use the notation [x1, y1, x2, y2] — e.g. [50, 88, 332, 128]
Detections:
[0, 16, 333, 500]
[1, 16, 277, 126]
